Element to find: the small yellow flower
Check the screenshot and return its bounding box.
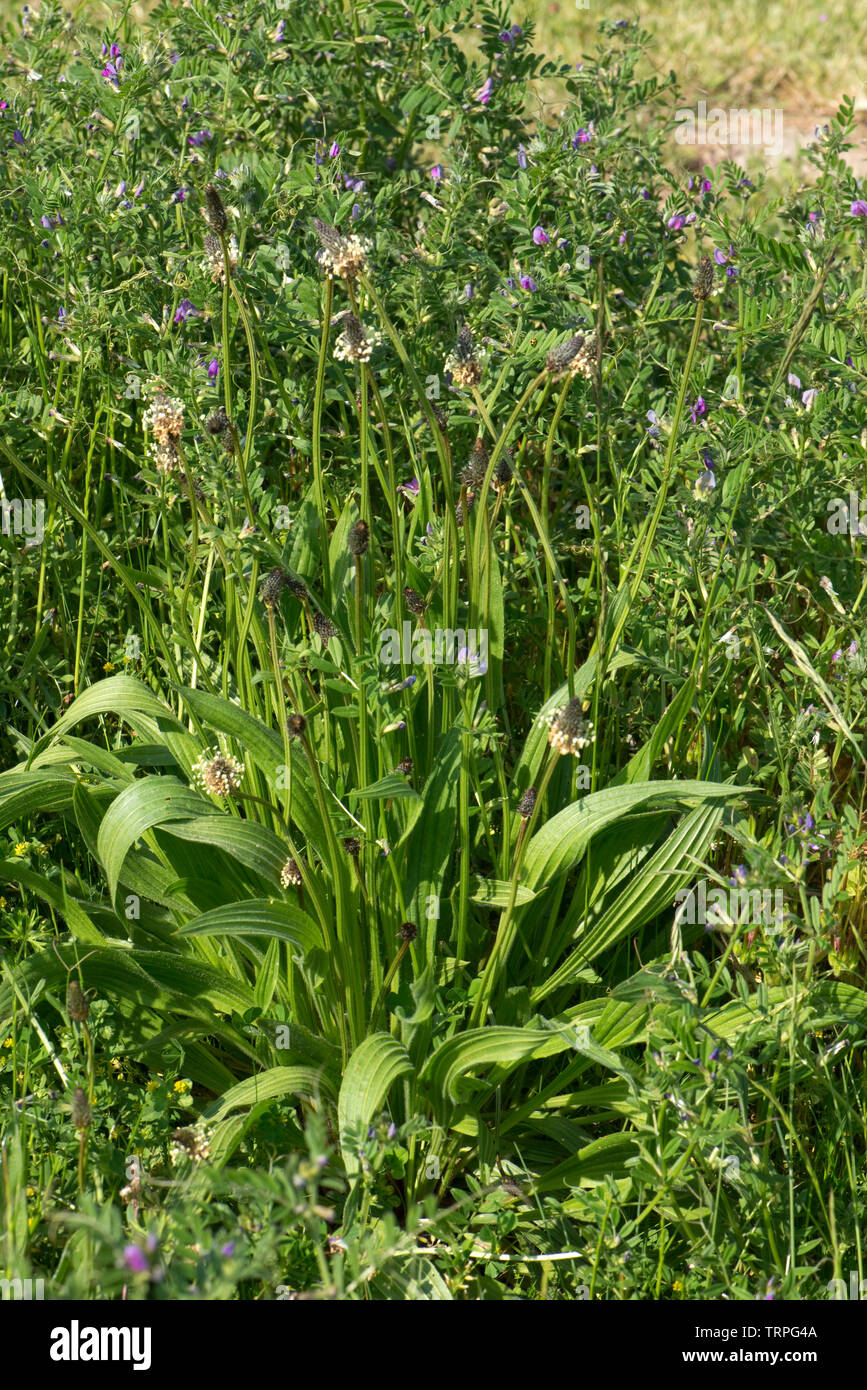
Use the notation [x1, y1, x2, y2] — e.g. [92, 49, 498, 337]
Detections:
[2, 1037, 12, 1048]
[0, 897, 7, 909]
[103, 660, 115, 672]
[146, 1079, 160, 1092]
[173, 1079, 190, 1094]
[673, 1280, 683, 1292]
[35, 843, 49, 858]
[13, 842, 27, 857]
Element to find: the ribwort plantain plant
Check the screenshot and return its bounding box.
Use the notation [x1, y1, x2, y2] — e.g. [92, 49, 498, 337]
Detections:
[2, 0, 867, 1302]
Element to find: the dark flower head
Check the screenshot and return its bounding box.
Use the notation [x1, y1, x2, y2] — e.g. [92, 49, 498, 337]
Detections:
[449, 322, 482, 388]
[395, 757, 413, 777]
[285, 576, 309, 602]
[260, 567, 286, 608]
[461, 438, 488, 489]
[205, 406, 230, 436]
[348, 519, 370, 556]
[280, 858, 303, 888]
[455, 494, 474, 526]
[456, 322, 475, 362]
[343, 836, 361, 857]
[312, 217, 370, 279]
[398, 921, 417, 942]
[192, 750, 245, 796]
[286, 712, 307, 739]
[493, 455, 513, 490]
[548, 698, 595, 757]
[403, 585, 426, 615]
[204, 183, 227, 235]
[546, 334, 587, 378]
[518, 786, 537, 819]
[313, 611, 337, 643]
[67, 980, 90, 1022]
[71, 1085, 91, 1131]
[693, 254, 714, 301]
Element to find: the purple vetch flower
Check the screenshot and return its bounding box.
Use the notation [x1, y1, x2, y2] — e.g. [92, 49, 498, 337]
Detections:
[207, 358, 219, 380]
[532, 225, 550, 245]
[329, 141, 340, 158]
[475, 77, 493, 104]
[171, 187, 189, 203]
[667, 213, 686, 231]
[689, 396, 706, 423]
[101, 61, 121, 87]
[58, 306, 66, 323]
[850, 200, 867, 218]
[456, 645, 487, 678]
[351, 203, 361, 220]
[646, 410, 661, 438]
[430, 164, 443, 181]
[517, 144, 528, 169]
[640, 187, 650, 199]
[519, 274, 537, 291]
[387, 1122, 397, 1139]
[571, 128, 592, 147]
[802, 388, 818, 410]
[619, 231, 628, 244]
[188, 130, 213, 147]
[787, 372, 801, 389]
[123, 1245, 149, 1274]
[464, 283, 474, 299]
[693, 466, 716, 499]
[12, 129, 24, 144]
[397, 477, 420, 499]
[274, 19, 286, 40]
[220, 1241, 235, 1257]
[173, 299, 199, 324]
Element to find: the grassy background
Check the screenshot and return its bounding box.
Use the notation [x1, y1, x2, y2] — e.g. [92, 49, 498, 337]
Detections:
[527, 0, 867, 110]
[3, 0, 867, 111]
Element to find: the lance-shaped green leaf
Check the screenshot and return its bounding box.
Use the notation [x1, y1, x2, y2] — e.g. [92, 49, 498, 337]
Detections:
[523, 780, 745, 892]
[533, 800, 728, 1002]
[401, 729, 461, 963]
[162, 816, 291, 892]
[533, 1132, 639, 1191]
[179, 898, 321, 956]
[420, 1025, 575, 1118]
[338, 1033, 414, 1177]
[176, 685, 328, 860]
[0, 772, 77, 833]
[27, 675, 182, 767]
[204, 1065, 337, 1126]
[96, 777, 213, 903]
